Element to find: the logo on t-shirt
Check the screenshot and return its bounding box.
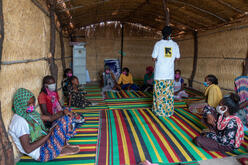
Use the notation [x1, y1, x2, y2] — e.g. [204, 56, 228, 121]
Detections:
[164, 47, 172, 57]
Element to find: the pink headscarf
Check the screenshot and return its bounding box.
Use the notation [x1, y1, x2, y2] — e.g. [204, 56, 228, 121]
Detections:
[46, 88, 63, 114]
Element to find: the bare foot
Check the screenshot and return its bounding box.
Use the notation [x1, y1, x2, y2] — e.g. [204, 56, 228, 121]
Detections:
[59, 145, 80, 157]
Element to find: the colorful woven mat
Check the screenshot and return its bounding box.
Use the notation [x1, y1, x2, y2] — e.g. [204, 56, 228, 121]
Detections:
[104, 88, 204, 102]
[17, 110, 100, 165]
[97, 108, 248, 165]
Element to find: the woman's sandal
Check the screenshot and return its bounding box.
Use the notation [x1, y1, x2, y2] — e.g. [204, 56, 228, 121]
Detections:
[139, 160, 158, 165]
[237, 157, 248, 165]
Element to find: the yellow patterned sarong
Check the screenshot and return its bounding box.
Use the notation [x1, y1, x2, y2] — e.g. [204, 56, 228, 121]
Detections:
[153, 80, 174, 117]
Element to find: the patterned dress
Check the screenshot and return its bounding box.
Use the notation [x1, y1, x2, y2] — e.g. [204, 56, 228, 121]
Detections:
[203, 106, 244, 149]
[153, 80, 174, 117]
[69, 86, 91, 108]
[234, 76, 248, 127]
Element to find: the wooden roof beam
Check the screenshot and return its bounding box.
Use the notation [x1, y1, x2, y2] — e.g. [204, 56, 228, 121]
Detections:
[168, 0, 228, 23]
[58, 5, 84, 12]
[122, 1, 149, 22]
[216, 0, 244, 14]
[162, 0, 170, 26]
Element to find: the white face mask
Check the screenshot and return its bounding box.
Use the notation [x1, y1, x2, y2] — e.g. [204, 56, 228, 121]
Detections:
[47, 83, 56, 92]
[216, 106, 227, 115]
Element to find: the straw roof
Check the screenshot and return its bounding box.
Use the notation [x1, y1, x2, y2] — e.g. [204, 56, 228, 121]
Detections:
[53, 0, 248, 35]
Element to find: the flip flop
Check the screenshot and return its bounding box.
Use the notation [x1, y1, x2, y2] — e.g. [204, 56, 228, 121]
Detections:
[237, 157, 248, 165]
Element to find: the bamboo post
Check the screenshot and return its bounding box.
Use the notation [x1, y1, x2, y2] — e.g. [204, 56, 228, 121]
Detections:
[60, 30, 66, 71]
[0, 0, 4, 70]
[49, 0, 58, 82]
[120, 23, 124, 70]
[162, 0, 170, 26]
[189, 31, 198, 87]
[0, 101, 14, 165]
[242, 50, 248, 76]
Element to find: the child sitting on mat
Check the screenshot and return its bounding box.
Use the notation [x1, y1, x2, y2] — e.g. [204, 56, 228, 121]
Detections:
[174, 69, 188, 100]
[102, 65, 117, 92]
[194, 93, 244, 152]
[68, 76, 92, 108]
[117, 67, 139, 91]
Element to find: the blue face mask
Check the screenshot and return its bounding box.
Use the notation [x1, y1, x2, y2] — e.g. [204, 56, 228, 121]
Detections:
[203, 82, 209, 87]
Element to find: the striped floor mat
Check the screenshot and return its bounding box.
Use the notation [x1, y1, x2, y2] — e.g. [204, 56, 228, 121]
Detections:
[104, 97, 187, 109]
[104, 89, 204, 101]
[85, 85, 104, 102]
[17, 110, 100, 165]
[105, 90, 152, 99]
[97, 108, 248, 165]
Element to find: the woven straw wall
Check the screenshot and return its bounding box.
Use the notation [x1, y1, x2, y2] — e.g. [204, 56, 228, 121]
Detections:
[176, 38, 194, 85]
[0, 0, 71, 159]
[78, 23, 161, 81]
[176, 25, 248, 94]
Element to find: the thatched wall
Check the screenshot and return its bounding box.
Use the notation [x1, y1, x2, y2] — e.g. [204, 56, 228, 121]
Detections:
[79, 22, 247, 95]
[177, 23, 248, 94]
[0, 0, 71, 159]
[77, 22, 161, 81]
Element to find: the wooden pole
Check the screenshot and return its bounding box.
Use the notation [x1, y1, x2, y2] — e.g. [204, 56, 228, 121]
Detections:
[120, 23, 124, 70]
[59, 30, 66, 71]
[0, 0, 4, 70]
[242, 50, 248, 76]
[162, 0, 170, 26]
[0, 101, 14, 165]
[50, 0, 55, 59]
[189, 31, 198, 87]
[49, 0, 58, 82]
[31, 0, 50, 17]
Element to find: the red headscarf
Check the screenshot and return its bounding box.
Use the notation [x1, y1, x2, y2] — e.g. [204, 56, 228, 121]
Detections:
[146, 66, 154, 73]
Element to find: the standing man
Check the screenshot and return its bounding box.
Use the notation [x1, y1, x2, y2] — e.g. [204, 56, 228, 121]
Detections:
[152, 26, 180, 117]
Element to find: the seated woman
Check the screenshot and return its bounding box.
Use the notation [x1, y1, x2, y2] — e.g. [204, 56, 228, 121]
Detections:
[117, 67, 139, 91]
[102, 65, 117, 92]
[38, 76, 63, 128]
[193, 93, 244, 152]
[234, 76, 248, 127]
[62, 68, 73, 99]
[9, 88, 79, 162]
[68, 76, 92, 108]
[174, 69, 188, 100]
[141, 66, 154, 92]
[189, 75, 222, 113]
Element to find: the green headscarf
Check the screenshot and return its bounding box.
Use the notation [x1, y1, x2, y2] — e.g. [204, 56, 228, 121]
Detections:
[12, 88, 47, 142]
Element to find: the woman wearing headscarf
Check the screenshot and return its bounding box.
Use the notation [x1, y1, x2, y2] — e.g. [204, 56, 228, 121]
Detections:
[234, 76, 248, 127]
[9, 88, 79, 162]
[152, 26, 180, 117]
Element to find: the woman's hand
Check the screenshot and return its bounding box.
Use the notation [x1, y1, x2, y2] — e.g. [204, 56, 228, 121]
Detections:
[64, 109, 73, 118]
[207, 114, 216, 126]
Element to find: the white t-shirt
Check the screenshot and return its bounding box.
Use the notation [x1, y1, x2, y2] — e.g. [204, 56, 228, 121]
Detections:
[9, 114, 40, 160]
[152, 39, 180, 80]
